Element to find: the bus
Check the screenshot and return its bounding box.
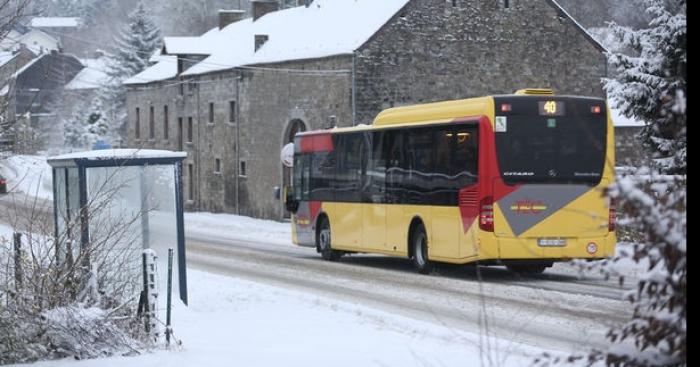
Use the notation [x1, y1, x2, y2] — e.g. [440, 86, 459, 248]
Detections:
[284, 89, 616, 274]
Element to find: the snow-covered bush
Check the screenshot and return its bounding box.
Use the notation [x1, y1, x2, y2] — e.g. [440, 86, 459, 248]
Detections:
[0, 174, 153, 363]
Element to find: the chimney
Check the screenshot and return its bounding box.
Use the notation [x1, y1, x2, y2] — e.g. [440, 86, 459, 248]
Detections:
[254, 34, 269, 51]
[252, 0, 279, 21]
[219, 9, 246, 29]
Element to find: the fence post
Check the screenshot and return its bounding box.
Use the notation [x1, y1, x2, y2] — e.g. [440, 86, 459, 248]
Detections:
[141, 249, 159, 341]
[140, 252, 150, 333]
[166, 248, 173, 346]
[13, 233, 22, 291]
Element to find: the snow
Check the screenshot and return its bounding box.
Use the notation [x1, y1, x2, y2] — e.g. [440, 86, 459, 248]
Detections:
[0, 155, 54, 200]
[123, 55, 177, 85]
[30, 17, 81, 28]
[48, 149, 187, 163]
[162, 36, 215, 55]
[185, 212, 292, 246]
[65, 58, 110, 90]
[8, 269, 555, 367]
[132, 0, 409, 79]
[611, 106, 645, 127]
[0, 51, 17, 68]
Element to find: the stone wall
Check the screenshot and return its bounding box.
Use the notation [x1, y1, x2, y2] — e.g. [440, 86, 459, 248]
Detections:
[353, 0, 607, 124]
[615, 126, 650, 167]
[126, 55, 352, 219]
[235, 56, 353, 219]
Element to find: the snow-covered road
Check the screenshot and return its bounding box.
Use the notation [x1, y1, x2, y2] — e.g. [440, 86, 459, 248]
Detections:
[0, 177, 633, 361]
[184, 227, 630, 354]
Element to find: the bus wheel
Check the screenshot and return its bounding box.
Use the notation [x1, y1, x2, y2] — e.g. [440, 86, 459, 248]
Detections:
[506, 264, 549, 275]
[412, 224, 432, 274]
[318, 217, 341, 261]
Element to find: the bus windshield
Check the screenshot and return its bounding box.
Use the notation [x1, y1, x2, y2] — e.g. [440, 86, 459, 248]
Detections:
[494, 97, 607, 185]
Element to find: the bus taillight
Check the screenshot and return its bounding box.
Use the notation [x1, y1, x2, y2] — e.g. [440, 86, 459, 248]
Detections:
[479, 196, 494, 232]
[609, 197, 617, 232]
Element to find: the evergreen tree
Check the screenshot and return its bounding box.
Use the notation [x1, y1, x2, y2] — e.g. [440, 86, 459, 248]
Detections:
[536, 2, 686, 366]
[108, 0, 161, 81]
[604, 0, 686, 174]
[63, 102, 89, 149]
[63, 97, 110, 149]
[102, 0, 161, 139]
[84, 97, 109, 146]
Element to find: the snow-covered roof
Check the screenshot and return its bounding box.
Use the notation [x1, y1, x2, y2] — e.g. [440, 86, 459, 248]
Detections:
[48, 149, 187, 162]
[163, 37, 213, 55]
[0, 51, 17, 68]
[65, 57, 111, 90]
[130, 0, 604, 83]
[123, 55, 178, 85]
[182, 0, 409, 76]
[30, 17, 81, 28]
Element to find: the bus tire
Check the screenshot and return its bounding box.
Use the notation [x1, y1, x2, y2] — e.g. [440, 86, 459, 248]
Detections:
[411, 223, 432, 274]
[318, 217, 342, 261]
[506, 264, 549, 275]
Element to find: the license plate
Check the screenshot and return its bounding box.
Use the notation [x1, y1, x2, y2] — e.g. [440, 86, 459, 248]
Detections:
[537, 238, 567, 247]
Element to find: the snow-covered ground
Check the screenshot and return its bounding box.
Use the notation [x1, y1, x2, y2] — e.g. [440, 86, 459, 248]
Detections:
[11, 269, 554, 367]
[185, 211, 292, 246]
[0, 155, 54, 201]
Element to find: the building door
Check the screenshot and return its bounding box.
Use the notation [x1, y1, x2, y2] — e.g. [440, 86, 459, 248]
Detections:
[283, 119, 307, 218]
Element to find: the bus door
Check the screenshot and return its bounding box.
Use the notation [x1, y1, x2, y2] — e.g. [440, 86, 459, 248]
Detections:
[432, 125, 479, 260]
[333, 133, 365, 249]
[362, 131, 386, 251]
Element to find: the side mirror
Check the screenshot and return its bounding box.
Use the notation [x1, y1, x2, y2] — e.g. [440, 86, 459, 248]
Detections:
[284, 186, 299, 213]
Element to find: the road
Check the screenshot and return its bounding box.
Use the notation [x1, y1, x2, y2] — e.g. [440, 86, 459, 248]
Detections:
[0, 191, 632, 353]
[186, 227, 631, 353]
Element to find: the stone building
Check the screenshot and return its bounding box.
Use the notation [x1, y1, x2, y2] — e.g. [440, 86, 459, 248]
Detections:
[124, 0, 607, 220]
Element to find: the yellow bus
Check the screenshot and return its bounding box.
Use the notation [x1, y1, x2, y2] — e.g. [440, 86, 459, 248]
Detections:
[285, 89, 616, 274]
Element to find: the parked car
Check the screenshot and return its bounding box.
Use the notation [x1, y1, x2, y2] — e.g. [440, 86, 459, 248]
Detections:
[0, 174, 7, 194]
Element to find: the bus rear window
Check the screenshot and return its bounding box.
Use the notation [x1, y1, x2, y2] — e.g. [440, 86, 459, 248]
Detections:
[494, 97, 607, 185]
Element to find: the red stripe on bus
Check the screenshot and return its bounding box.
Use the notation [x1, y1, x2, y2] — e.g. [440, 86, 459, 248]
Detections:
[309, 201, 322, 225]
[300, 134, 334, 153]
[457, 116, 520, 233]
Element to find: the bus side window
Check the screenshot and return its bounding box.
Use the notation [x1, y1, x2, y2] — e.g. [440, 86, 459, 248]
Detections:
[336, 132, 364, 203]
[365, 131, 386, 203]
[452, 126, 478, 187]
[384, 130, 404, 203]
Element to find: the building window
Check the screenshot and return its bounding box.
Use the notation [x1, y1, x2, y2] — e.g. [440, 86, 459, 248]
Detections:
[135, 107, 141, 139]
[240, 161, 246, 177]
[187, 117, 193, 143]
[164, 105, 169, 140]
[504, 0, 509, 8]
[214, 159, 221, 174]
[188, 81, 196, 93]
[209, 102, 214, 123]
[229, 101, 236, 122]
[179, 81, 184, 96]
[178, 117, 183, 150]
[149, 106, 155, 140]
[188, 163, 194, 201]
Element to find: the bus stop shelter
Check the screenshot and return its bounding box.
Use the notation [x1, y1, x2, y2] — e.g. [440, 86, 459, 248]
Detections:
[47, 149, 188, 304]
